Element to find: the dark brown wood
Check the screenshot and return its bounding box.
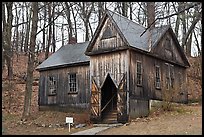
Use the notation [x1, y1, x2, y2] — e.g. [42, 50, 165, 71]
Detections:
[38, 65, 90, 109]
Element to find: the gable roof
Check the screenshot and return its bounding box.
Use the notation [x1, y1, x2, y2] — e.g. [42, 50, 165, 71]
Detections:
[85, 9, 190, 67]
[36, 41, 90, 71]
[85, 10, 174, 54]
[150, 25, 170, 47]
[107, 10, 150, 51]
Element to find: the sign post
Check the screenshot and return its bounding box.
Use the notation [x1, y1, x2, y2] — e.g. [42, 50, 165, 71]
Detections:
[66, 117, 73, 132]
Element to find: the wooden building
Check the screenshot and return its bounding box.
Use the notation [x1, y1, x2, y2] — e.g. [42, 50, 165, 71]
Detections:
[36, 10, 190, 124]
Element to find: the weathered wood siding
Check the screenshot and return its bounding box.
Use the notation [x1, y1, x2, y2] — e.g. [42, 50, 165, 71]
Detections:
[90, 51, 127, 88]
[152, 31, 185, 66]
[38, 65, 90, 109]
[129, 99, 149, 118]
[91, 17, 125, 52]
[129, 49, 188, 103]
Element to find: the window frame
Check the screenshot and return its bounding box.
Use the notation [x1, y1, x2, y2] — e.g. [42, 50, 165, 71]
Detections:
[136, 61, 142, 86]
[165, 63, 174, 90]
[68, 73, 78, 94]
[155, 65, 161, 89]
[48, 75, 57, 96]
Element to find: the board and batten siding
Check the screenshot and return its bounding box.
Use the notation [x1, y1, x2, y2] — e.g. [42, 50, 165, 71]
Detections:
[129, 49, 188, 104]
[92, 17, 125, 52]
[38, 65, 90, 109]
[90, 51, 127, 88]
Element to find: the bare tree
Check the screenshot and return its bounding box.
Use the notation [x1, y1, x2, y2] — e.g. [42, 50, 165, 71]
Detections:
[63, 2, 73, 41]
[98, 2, 105, 22]
[52, 2, 56, 52]
[45, 2, 52, 59]
[2, 2, 13, 79]
[24, 3, 32, 54]
[42, 2, 47, 52]
[22, 2, 38, 119]
[77, 2, 94, 41]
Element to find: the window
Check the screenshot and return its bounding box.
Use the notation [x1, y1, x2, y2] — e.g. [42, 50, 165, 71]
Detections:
[48, 76, 57, 95]
[136, 61, 142, 86]
[155, 66, 161, 89]
[68, 73, 77, 93]
[164, 37, 173, 59]
[165, 63, 174, 90]
[170, 64, 174, 88]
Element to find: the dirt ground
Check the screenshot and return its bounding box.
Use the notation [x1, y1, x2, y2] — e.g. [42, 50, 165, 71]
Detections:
[2, 109, 93, 135]
[97, 104, 202, 135]
[2, 103, 202, 135]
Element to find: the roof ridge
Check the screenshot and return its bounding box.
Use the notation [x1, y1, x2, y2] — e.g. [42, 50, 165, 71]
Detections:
[106, 9, 146, 29]
[64, 41, 90, 46]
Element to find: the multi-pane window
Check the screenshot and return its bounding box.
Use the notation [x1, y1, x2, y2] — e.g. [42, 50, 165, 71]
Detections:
[155, 66, 161, 89]
[136, 61, 142, 86]
[165, 63, 174, 90]
[68, 73, 77, 93]
[48, 76, 57, 95]
[170, 64, 174, 88]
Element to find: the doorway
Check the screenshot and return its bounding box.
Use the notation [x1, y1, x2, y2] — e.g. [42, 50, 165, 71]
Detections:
[101, 74, 117, 122]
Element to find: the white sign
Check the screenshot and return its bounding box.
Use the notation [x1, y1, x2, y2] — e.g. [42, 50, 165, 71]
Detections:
[66, 117, 73, 123]
[66, 117, 74, 132]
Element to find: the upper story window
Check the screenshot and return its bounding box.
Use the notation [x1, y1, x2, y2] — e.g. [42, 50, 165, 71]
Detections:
[136, 61, 142, 86]
[164, 37, 173, 59]
[155, 65, 161, 89]
[99, 26, 116, 49]
[48, 76, 57, 95]
[68, 73, 78, 94]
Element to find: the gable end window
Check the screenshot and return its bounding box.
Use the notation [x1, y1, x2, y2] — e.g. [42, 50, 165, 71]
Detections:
[48, 76, 57, 95]
[155, 66, 161, 89]
[164, 37, 173, 59]
[136, 61, 142, 86]
[68, 73, 78, 94]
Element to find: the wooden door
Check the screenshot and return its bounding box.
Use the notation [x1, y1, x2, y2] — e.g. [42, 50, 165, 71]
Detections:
[117, 73, 128, 123]
[90, 78, 101, 122]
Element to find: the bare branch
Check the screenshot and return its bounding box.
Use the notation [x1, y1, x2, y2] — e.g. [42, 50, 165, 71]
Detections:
[140, 2, 201, 37]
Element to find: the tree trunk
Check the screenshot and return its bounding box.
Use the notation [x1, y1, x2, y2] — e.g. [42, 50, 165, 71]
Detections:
[174, 2, 181, 37]
[129, 2, 133, 20]
[147, 2, 155, 29]
[3, 2, 13, 79]
[64, 2, 73, 40]
[71, 5, 78, 40]
[122, 2, 128, 17]
[22, 2, 38, 119]
[42, 2, 47, 52]
[45, 2, 52, 59]
[98, 2, 104, 23]
[180, 2, 187, 50]
[52, 2, 56, 52]
[186, 32, 192, 56]
[21, 3, 25, 53]
[85, 20, 89, 41]
[24, 4, 32, 54]
[193, 30, 201, 56]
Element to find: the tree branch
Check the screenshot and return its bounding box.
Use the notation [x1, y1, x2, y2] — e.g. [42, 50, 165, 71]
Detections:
[140, 2, 200, 37]
[12, 21, 28, 27]
[35, 8, 65, 36]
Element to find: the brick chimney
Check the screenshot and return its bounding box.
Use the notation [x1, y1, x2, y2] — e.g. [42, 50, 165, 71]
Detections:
[68, 37, 77, 44]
